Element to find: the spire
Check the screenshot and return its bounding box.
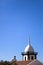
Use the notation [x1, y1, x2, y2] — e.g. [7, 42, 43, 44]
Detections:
[28, 36, 30, 45]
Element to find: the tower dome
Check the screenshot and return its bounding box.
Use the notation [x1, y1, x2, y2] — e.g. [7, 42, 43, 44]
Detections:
[24, 44, 34, 53]
[24, 37, 34, 53]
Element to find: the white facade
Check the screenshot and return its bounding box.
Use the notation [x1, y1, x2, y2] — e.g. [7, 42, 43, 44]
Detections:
[30, 55, 35, 60]
[22, 55, 35, 61]
[22, 55, 28, 61]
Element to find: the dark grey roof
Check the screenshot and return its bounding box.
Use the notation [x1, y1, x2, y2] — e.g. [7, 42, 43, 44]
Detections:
[27, 60, 43, 65]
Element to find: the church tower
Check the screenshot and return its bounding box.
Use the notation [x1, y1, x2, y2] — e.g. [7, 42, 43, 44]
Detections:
[21, 38, 38, 61]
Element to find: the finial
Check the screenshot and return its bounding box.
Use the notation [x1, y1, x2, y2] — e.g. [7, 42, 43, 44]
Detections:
[28, 35, 30, 45]
[29, 36, 30, 44]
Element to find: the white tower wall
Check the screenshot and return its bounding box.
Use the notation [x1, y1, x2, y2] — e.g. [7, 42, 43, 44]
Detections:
[22, 55, 28, 61]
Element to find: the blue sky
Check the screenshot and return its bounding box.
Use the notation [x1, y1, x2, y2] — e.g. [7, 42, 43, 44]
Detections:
[0, 0, 43, 62]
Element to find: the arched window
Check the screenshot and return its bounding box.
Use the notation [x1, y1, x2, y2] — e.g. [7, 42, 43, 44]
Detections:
[25, 57, 26, 61]
[31, 56, 33, 60]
